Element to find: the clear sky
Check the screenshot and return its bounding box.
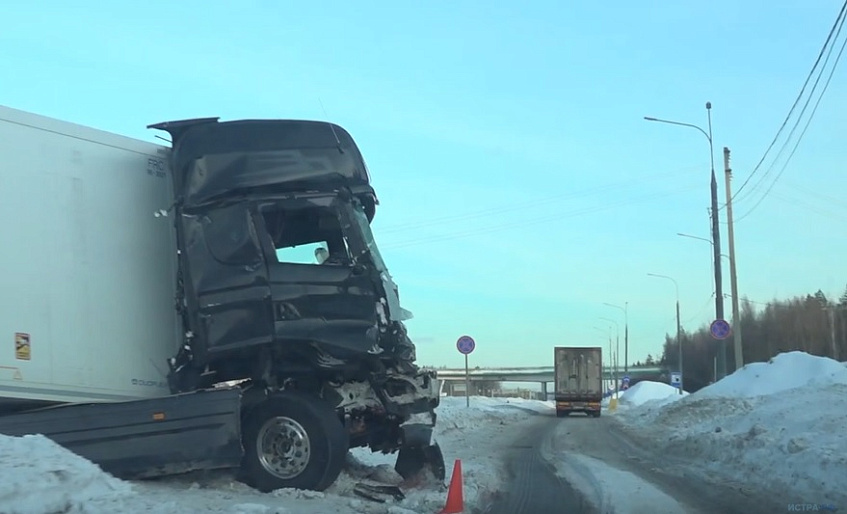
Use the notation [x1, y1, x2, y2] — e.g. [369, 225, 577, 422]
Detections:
[3, 1, 846, 369]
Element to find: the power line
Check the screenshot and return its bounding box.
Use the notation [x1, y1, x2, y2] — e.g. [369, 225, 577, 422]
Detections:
[375, 166, 701, 234]
[380, 183, 700, 250]
[735, 22, 847, 222]
[735, 7, 846, 210]
[731, 0, 847, 203]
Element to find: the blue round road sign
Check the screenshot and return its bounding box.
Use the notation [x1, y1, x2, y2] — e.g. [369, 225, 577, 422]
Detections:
[456, 335, 476, 355]
[710, 319, 732, 340]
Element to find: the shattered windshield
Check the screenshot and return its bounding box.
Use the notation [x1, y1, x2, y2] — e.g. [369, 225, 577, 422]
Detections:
[350, 201, 412, 322]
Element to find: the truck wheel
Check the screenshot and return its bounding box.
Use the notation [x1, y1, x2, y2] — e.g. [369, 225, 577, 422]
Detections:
[240, 393, 349, 492]
[395, 442, 446, 482]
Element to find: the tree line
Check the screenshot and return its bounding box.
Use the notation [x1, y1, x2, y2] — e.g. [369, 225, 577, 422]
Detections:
[658, 286, 847, 392]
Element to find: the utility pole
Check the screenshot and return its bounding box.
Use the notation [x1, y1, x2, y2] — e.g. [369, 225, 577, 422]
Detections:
[648, 273, 682, 392]
[675, 295, 683, 394]
[644, 102, 725, 378]
[706, 103, 726, 380]
[823, 305, 843, 361]
[602, 302, 628, 373]
[624, 302, 629, 374]
[723, 147, 743, 371]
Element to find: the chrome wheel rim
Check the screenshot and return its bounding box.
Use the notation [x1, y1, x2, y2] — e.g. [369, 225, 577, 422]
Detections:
[256, 416, 311, 479]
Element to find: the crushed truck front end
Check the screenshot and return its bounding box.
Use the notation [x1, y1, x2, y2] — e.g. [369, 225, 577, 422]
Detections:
[149, 117, 443, 490]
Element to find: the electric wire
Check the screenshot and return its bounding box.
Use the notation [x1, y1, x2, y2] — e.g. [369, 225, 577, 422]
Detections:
[735, 21, 847, 222]
[731, 0, 847, 204]
[376, 166, 700, 234]
[380, 183, 700, 250]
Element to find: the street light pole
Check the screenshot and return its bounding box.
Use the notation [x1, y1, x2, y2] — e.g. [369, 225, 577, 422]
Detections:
[600, 317, 620, 395]
[644, 102, 726, 379]
[603, 302, 629, 373]
[593, 325, 615, 397]
[648, 273, 683, 393]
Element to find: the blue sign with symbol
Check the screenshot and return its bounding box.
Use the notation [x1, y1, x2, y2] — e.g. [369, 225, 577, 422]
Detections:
[670, 372, 682, 388]
[456, 335, 476, 355]
[710, 319, 732, 340]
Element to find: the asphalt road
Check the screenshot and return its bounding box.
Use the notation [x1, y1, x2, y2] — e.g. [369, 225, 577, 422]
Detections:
[481, 410, 784, 514]
[482, 414, 594, 514]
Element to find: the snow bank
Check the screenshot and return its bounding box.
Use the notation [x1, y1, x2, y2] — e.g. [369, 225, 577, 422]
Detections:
[616, 351, 847, 506]
[697, 350, 847, 398]
[0, 434, 132, 514]
[0, 395, 551, 514]
[618, 380, 687, 407]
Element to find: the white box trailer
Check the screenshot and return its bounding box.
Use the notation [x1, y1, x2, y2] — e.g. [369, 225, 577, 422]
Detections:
[0, 105, 180, 408]
[553, 346, 603, 417]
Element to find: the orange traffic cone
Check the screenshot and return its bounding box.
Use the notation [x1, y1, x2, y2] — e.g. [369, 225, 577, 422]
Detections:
[439, 459, 464, 514]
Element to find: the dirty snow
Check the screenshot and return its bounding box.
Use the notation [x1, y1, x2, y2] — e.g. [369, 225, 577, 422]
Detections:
[553, 452, 686, 514]
[613, 351, 847, 507]
[0, 396, 553, 514]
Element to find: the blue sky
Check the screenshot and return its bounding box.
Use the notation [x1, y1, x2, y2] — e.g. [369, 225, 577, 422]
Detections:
[3, 1, 846, 368]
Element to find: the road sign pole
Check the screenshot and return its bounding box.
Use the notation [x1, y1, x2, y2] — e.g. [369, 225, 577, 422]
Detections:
[464, 354, 470, 408]
[456, 335, 476, 408]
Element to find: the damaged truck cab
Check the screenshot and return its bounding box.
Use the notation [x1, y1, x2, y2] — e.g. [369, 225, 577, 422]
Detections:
[149, 118, 443, 491]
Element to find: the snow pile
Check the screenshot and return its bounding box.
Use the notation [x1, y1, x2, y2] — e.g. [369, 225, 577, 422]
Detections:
[0, 395, 551, 514]
[0, 434, 132, 514]
[697, 351, 847, 398]
[617, 380, 687, 407]
[433, 396, 554, 431]
[615, 351, 847, 506]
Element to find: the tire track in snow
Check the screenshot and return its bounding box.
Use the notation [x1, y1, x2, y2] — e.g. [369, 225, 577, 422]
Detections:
[483, 414, 594, 514]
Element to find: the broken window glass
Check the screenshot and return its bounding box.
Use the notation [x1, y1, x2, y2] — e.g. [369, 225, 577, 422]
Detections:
[259, 204, 351, 265]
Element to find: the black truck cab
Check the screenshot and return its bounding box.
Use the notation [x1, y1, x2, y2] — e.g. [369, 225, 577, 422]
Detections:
[147, 117, 442, 491]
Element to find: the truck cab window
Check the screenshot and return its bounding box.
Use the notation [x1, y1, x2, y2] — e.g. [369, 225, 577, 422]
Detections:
[259, 205, 351, 265]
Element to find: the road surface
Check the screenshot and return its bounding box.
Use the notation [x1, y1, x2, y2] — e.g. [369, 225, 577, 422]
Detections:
[483, 414, 593, 514]
[482, 409, 784, 514]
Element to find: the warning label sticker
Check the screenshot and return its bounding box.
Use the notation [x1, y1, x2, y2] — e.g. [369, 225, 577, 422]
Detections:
[15, 333, 30, 361]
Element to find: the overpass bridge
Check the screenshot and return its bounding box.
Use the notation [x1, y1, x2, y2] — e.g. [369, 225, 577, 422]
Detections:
[428, 365, 666, 398]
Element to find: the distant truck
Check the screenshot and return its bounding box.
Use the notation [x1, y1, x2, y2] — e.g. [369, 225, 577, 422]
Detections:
[0, 106, 443, 493]
[553, 346, 602, 417]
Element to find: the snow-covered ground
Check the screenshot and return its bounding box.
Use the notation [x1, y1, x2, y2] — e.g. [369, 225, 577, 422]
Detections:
[611, 351, 847, 508]
[4, 351, 844, 513]
[0, 396, 553, 514]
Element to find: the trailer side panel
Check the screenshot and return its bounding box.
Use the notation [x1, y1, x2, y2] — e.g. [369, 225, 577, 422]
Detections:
[0, 387, 243, 479]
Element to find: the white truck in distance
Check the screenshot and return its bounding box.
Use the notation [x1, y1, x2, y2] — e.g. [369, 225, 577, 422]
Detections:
[553, 346, 603, 417]
[0, 105, 444, 493]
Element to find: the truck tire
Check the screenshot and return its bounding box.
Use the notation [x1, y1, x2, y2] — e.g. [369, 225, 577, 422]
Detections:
[240, 393, 349, 492]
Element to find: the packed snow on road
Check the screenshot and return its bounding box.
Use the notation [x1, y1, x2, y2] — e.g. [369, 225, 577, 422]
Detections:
[1, 350, 844, 513]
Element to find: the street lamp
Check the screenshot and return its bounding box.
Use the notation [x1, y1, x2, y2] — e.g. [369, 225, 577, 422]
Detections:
[647, 273, 683, 394]
[593, 325, 615, 397]
[677, 233, 731, 261]
[678, 231, 741, 373]
[645, 102, 726, 380]
[677, 232, 730, 280]
[602, 302, 629, 373]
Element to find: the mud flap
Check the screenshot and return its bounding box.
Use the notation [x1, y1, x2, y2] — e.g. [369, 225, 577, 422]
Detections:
[395, 441, 446, 484]
[353, 482, 406, 503]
